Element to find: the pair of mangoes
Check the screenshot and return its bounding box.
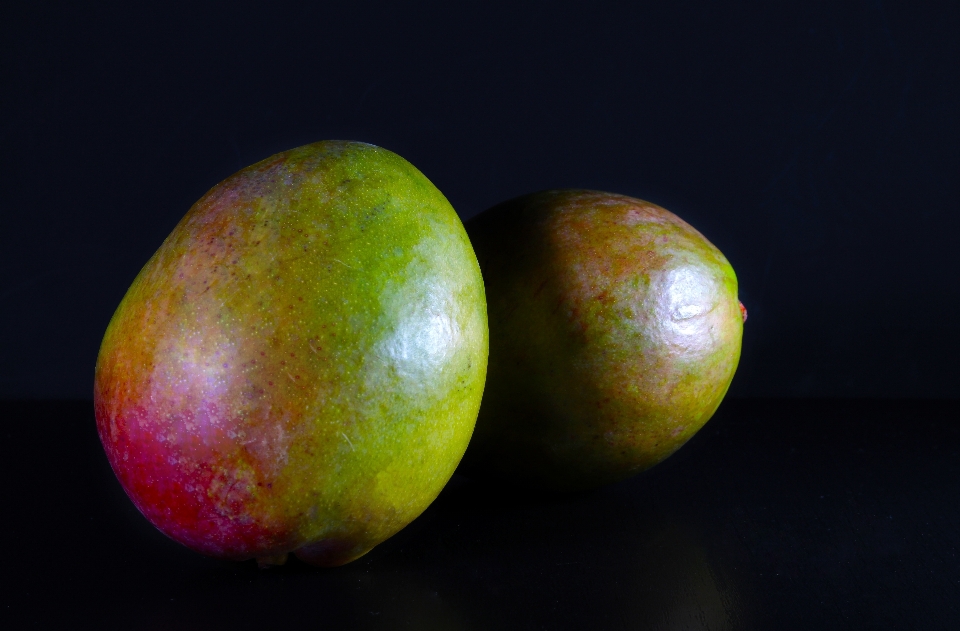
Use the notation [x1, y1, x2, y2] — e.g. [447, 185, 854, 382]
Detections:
[94, 141, 744, 568]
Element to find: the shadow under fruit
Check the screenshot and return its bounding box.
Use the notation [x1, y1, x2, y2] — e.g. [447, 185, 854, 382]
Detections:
[94, 141, 488, 567]
[460, 190, 744, 492]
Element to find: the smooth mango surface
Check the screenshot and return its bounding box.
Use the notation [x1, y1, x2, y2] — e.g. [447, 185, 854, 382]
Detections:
[461, 190, 742, 492]
[95, 141, 488, 566]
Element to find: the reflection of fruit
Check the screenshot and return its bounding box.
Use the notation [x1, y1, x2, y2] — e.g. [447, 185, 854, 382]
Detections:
[413, 479, 748, 629]
[94, 141, 488, 567]
[460, 190, 744, 491]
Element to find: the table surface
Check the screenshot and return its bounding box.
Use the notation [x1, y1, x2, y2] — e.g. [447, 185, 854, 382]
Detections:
[2, 399, 957, 630]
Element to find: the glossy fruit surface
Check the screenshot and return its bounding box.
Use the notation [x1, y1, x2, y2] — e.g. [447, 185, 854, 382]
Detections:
[94, 141, 488, 566]
[460, 190, 743, 492]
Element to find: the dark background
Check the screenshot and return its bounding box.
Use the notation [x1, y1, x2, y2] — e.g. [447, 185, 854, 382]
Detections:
[2, 1, 958, 399]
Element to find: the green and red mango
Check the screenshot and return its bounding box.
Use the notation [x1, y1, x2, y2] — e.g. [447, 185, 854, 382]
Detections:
[94, 141, 488, 566]
[460, 190, 744, 492]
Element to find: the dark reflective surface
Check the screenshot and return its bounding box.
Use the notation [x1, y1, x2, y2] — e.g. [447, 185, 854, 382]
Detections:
[2, 400, 958, 629]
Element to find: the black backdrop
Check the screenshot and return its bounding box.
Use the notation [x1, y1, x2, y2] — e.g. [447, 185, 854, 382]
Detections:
[1, 1, 958, 399]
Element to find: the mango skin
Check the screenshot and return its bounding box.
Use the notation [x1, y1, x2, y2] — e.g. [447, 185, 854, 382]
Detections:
[460, 190, 742, 492]
[94, 141, 488, 566]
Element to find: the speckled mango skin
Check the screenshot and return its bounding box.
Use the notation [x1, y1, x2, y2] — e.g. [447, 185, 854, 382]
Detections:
[460, 190, 742, 492]
[94, 141, 488, 566]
